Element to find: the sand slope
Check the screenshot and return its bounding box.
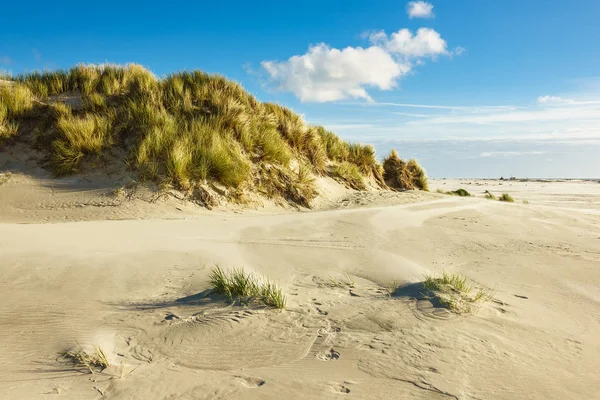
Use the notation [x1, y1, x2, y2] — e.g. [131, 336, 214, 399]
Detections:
[1, 181, 599, 399]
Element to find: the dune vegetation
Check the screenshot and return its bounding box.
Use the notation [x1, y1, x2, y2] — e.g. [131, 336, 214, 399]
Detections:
[0, 64, 428, 207]
[208, 265, 286, 309]
[422, 272, 494, 313]
[382, 149, 429, 191]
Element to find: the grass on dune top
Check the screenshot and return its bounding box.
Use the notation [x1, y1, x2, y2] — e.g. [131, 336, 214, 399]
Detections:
[0, 64, 428, 207]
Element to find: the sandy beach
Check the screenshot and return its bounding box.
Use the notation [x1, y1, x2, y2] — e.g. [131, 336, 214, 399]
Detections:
[1, 174, 599, 399]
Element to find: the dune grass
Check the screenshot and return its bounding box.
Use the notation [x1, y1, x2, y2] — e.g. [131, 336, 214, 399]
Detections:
[439, 188, 471, 197]
[422, 272, 494, 313]
[62, 345, 110, 373]
[1, 64, 428, 207]
[326, 273, 355, 289]
[484, 190, 496, 200]
[332, 161, 367, 190]
[499, 193, 515, 202]
[208, 265, 286, 309]
[0, 83, 34, 142]
[382, 150, 428, 191]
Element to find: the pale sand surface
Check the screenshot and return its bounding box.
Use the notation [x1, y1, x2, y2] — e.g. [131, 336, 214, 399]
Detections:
[1, 175, 600, 399]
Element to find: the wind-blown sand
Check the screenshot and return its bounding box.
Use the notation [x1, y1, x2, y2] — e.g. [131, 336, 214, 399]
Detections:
[1, 174, 599, 399]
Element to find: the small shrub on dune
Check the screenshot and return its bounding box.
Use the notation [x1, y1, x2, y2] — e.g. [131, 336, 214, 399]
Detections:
[499, 193, 514, 202]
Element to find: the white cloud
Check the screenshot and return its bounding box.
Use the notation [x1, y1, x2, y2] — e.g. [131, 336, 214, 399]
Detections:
[407, 1, 434, 19]
[538, 95, 600, 106]
[368, 28, 447, 57]
[479, 151, 546, 158]
[261, 28, 455, 102]
[538, 95, 569, 104]
[261, 44, 408, 102]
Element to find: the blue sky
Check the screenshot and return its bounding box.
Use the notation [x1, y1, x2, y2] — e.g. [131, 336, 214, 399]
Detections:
[2, 0, 599, 178]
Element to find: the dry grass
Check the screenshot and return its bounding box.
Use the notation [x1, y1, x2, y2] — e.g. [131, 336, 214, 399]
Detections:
[208, 265, 286, 309]
[62, 345, 110, 373]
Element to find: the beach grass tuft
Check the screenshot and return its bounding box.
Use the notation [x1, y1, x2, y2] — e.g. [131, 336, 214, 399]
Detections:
[499, 193, 515, 202]
[208, 265, 286, 309]
[421, 272, 494, 313]
[382, 150, 429, 191]
[62, 345, 110, 373]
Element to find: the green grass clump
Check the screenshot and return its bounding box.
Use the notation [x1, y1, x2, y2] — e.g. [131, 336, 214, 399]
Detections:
[332, 161, 367, 190]
[447, 188, 471, 197]
[484, 190, 496, 200]
[421, 272, 493, 313]
[1, 64, 432, 207]
[0, 83, 34, 141]
[499, 193, 514, 202]
[382, 150, 429, 191]
[317, 127, 349, 162]
[62, 345, 110, 373]
[51, 111, 114, 174]
[208, 265, 286, 309]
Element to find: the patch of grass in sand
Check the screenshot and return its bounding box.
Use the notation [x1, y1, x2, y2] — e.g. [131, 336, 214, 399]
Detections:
[484, 190, 496, 200]
[522, 200, 529, 204]
[326, 273, 355, 289]
[447, 188, 472, 197]
[62, 345, 110, 373]
[208, 265, 286, 309]
[499, 193, 515, 202]
[421, 272, 494, 313]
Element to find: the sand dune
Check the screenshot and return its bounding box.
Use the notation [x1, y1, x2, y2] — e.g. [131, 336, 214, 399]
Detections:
[1, 178, 599, 399]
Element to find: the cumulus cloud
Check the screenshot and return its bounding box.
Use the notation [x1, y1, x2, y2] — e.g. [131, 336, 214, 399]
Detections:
[261, 44, 408, 102]
[368, 28, 447, 57]
[407, 1, 434, 19]
[261, 28, 453, 102]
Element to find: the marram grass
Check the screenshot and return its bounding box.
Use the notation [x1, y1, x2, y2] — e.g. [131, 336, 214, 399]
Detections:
[421, 272, 494, 313]
[1, 64, 429, 206]
[208, 265, 286, 309]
